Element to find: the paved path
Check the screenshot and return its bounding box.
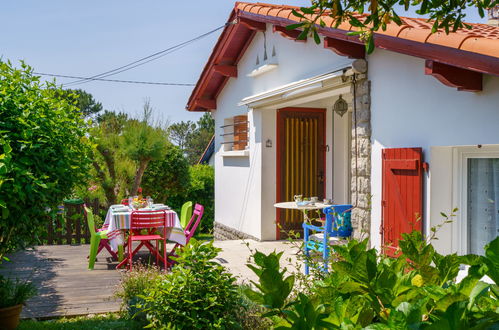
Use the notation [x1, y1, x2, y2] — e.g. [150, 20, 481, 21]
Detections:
[0, 240, 300, 319]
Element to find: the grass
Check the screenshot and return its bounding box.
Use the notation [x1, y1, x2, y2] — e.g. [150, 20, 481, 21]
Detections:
[18, 313, 143, 330]
[195, 232, 213, 241]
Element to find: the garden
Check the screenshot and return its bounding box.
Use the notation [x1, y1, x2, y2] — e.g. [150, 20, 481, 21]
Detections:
[0, 60, 498, 329]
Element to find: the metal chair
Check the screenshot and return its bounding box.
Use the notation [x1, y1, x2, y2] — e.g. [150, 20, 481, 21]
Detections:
[303, 204, 352, 274]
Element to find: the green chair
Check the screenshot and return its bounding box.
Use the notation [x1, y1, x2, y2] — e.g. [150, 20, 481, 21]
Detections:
[180, 201, 193, 229]
[84, 206, 119, 270]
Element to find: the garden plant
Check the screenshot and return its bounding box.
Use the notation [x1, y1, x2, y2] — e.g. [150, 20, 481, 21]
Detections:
[0, 60, 92, 260]
[245, 230, 499, 328]
[119, 239, 260, 329]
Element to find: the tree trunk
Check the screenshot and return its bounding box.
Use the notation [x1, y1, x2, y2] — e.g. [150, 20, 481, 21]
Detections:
[131, 159, 150, 196]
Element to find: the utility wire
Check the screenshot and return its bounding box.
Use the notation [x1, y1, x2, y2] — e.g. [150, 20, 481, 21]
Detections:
[62, 24, 227, 87]
[35, 72, 195, 86]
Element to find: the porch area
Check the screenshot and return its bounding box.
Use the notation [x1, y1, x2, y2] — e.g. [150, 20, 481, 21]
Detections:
[0, 240, 299, 319]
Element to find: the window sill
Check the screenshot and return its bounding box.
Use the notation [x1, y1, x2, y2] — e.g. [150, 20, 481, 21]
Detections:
[221, 150, 249, 157]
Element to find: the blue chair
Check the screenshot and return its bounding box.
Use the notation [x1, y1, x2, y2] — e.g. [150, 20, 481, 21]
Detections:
[303, 204, 353, 274]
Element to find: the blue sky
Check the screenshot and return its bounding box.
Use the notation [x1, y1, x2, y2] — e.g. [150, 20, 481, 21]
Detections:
[0, 1, 486, 124]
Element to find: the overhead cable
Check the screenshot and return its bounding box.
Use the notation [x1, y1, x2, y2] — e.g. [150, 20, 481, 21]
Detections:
[62, 24, 227, 87]
[35, 72, 195, 86]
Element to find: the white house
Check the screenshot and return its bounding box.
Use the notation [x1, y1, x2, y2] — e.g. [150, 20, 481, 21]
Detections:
[186, 2, 499, 255]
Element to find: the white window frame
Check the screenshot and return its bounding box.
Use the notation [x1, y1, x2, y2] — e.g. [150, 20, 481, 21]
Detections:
[452, 145, 499, 255]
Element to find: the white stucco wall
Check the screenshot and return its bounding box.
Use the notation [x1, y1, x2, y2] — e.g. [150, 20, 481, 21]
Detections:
[213, 23, 352, 240]
[368, 49, 499, 253]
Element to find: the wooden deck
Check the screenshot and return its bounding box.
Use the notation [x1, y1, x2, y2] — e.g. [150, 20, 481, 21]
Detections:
[0, 240, 299, 319]
[0, 244, 123, 319]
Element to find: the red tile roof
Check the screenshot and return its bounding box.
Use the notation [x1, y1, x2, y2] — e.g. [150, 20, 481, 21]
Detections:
[186, 2, 499, 111]
[237, 2, 499, 57]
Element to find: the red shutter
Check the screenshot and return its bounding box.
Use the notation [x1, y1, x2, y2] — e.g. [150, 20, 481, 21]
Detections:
[382, 147, 424, 256]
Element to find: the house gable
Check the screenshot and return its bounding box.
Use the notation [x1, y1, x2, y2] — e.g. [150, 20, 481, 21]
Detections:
[186, 2, 499, 112]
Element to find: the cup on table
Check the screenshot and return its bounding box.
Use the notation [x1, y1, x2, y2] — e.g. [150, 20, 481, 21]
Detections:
[294, 195, 303, 203]
[146, 196, 153, 208]
[128, 197, 133, 209]
[310, 196, 318, 203]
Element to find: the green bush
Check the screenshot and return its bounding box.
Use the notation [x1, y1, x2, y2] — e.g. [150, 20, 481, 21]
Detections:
[0, 61, 92, 259]
[0, 275, 36, 308]
[167, 164, 214, 234]
[137, 239, 240, 329]
[245, 231, 499, 329]
[115, 264, 162, 321]
[142, 144, 190, 204]
[18, 313, 142, 330]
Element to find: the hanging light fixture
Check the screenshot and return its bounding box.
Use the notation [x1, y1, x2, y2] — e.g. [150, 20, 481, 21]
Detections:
[333, 94, 348, 117]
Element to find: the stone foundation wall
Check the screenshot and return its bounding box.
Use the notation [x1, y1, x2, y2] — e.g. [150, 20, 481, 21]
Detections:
[350, 78, 372, 239]
[213, 222, 260, 241]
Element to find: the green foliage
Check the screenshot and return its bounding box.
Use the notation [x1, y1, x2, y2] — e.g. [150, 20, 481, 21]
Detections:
[115, 264, 163, 321]
[141, 144, 190, 203]
[292, 0, 497, 54]
[55, 88, 103, 118]
[136, 239, 241, 329]
[84, 111, 135, 205]
[0, 275, 37, 308]
[168, 120, 196, 151]
[168, 112, 214, 165]
[0, 60, 92, 258]
[245, 232, 499, 329]
[18, 313, 142, 330]
[122, 100, 168, 195]
[185, 112, 215, 165]
[167, 164, 215, 234]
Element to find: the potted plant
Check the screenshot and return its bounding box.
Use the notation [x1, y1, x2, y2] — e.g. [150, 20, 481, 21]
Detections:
[0, 275, 36, 329]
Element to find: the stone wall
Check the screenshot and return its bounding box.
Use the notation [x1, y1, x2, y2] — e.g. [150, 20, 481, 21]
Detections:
[350, 77, 371, 239]
[213, 221, 260, 241]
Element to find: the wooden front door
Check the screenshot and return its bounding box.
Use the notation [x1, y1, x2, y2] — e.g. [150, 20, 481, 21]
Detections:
[381, 147, 424, 256]
[276, 108, 326, 238]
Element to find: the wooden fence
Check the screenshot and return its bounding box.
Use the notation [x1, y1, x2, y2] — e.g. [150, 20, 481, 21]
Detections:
[45, 199, 102, 245]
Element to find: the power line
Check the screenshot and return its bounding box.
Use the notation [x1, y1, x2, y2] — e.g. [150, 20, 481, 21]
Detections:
[35, 72, 195, 86]
[62, 24, 227, 87]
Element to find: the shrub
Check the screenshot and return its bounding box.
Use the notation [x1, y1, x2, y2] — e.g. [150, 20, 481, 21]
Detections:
[167, 164, 214, 234]
[0, 61, 92, 259]
[0, 275, 37, 308]
[245, 231, 499, 328]
[141, 144, 190, 204]
[137, 239, 240, 329]
[115, 264, 162, 321]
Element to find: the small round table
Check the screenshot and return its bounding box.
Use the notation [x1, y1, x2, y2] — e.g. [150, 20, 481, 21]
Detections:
[274, 202, 330, 222]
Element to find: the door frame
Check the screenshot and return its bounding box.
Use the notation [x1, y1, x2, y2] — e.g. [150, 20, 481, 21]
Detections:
[275, 107, 327, 239]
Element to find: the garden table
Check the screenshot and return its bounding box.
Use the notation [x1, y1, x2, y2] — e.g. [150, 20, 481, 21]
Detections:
[274, 201, 329, 223]
[104, 204, 186, 252]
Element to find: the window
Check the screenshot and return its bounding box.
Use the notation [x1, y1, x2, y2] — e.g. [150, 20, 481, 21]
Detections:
[453, 146, 499, 255]
[221, 115, 249, 152]
[466, 158, 499, 255]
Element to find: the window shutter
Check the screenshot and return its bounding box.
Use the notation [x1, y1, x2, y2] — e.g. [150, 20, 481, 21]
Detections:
[382, 147, 424, 256]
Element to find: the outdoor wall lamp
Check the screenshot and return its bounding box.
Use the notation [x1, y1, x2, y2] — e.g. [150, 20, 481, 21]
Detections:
[333, 94, 348, 117]
[266, 139, 272, 148]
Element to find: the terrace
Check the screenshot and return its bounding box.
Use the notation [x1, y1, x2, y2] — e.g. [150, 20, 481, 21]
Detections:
[0, 240, 298, 319]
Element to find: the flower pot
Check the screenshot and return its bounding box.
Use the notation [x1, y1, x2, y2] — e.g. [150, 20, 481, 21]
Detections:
[0, 304, 23, 330]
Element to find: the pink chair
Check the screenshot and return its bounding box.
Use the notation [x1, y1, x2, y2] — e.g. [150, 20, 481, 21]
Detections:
[122, 210, 169, 271]
[168, 203, 204, 265]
